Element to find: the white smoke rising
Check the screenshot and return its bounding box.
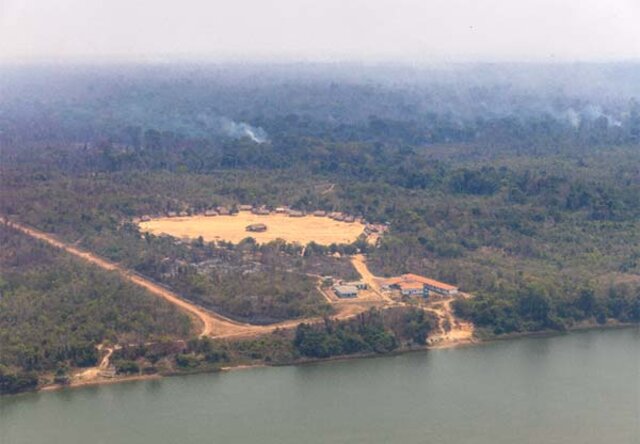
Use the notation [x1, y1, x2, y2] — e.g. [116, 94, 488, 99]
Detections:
[554, 105, 622, 128]
[580, 104, 622, 127]
[219, 118, 268, 143]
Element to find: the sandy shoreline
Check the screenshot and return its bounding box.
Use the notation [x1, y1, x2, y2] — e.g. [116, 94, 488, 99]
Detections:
[11, 322, 637, 396]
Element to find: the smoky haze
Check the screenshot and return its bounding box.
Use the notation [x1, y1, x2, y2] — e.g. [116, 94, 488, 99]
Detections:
[0, 0, 639, 62]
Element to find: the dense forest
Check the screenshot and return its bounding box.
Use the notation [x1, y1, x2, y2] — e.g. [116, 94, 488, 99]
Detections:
[1, 62, 639, 392]
[0, 225, 192, 394]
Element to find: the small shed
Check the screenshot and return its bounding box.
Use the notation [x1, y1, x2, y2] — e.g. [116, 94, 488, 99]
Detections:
[238, 204, 253, 211]
[313, 210, 327, 217]
[204, 209, 218, 216]
[288, 210, 305, 217]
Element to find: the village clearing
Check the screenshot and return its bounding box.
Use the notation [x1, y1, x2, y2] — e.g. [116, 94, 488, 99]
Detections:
[138, 213, 366, 246]
[5, 218, 474, 351]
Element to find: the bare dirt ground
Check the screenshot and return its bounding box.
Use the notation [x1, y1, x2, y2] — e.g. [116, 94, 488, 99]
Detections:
[425, 296, 476, 347]
[139, 213, 366, 246]
[72, 345, 115, 383]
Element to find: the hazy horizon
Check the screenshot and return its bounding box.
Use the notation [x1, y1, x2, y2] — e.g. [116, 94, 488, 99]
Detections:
[1, 0, 639, 63]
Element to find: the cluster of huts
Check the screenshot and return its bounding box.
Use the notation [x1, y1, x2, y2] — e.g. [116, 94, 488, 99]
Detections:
[139, 205, 368, 224]
[363, 223, 388, 236]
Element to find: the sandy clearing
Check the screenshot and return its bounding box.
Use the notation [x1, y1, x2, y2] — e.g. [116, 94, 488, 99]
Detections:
[426, 297, 475, 347]
[139, 213, 366, 246]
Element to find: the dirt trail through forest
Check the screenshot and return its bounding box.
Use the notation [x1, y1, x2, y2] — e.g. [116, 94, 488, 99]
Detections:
[3, 218, 473, 346]
[1, 218, 382, 340]
[1, 218, 252, 337]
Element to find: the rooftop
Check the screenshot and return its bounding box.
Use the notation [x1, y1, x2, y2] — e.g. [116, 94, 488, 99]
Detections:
[386, 274, 457, 291]
[334, 285, 358, 294]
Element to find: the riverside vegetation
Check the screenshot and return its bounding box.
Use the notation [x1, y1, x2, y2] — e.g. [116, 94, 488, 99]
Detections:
[1, 63, 639, 393]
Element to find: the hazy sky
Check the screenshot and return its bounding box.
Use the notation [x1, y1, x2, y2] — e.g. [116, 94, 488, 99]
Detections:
[1, 0, 639, 62]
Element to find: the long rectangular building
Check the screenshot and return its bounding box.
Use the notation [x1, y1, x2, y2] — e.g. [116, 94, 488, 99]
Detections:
[402, 274, 458, 296]
[384, 273, 458, 297]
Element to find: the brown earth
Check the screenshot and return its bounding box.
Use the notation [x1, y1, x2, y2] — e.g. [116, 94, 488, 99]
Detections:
[139, 213, 366, 246]
[426, 296, 476, 347]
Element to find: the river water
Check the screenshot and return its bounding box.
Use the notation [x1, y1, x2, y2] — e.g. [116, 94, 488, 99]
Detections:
[1, 327, 639, 444]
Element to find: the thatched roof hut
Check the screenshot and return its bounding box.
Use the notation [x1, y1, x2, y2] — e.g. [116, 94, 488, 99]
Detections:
[246, 223, 267, 232]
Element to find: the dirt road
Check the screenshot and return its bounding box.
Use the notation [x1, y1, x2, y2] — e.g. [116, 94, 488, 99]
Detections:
[1, 218, 250, 337]
[2, 218, 382, 340]
[351, 254, 474, 346]
[3, 218, 473, 346]
[350, 254, 395, 303]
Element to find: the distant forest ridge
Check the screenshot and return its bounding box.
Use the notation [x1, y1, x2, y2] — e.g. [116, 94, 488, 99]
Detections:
[0, 62, 638, 147]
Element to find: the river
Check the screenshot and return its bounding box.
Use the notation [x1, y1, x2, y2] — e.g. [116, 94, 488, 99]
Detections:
[1, 327, 638, 444]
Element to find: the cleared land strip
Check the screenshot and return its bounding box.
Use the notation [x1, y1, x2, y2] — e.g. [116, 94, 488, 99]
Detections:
[0, 218, 249, 337]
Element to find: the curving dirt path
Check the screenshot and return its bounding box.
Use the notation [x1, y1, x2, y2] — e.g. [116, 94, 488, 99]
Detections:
[3, 218, 474, 346]
[351, 254, 475, 346]
[426, 297, 475, 347]
[1, 218, 250, 337]
[2, 218, 380, 340]
[350, 254, 395, 304]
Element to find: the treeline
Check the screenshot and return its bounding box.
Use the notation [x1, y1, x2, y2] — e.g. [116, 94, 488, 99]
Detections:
[294, 308, 437, 359]
[104, 308, 438, 380]
[0, 366, 39, 395]
[453, 281, 640, 335]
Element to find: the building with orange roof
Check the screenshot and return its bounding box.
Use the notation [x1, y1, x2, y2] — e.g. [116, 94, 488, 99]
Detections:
[383, 273, 458, 297]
